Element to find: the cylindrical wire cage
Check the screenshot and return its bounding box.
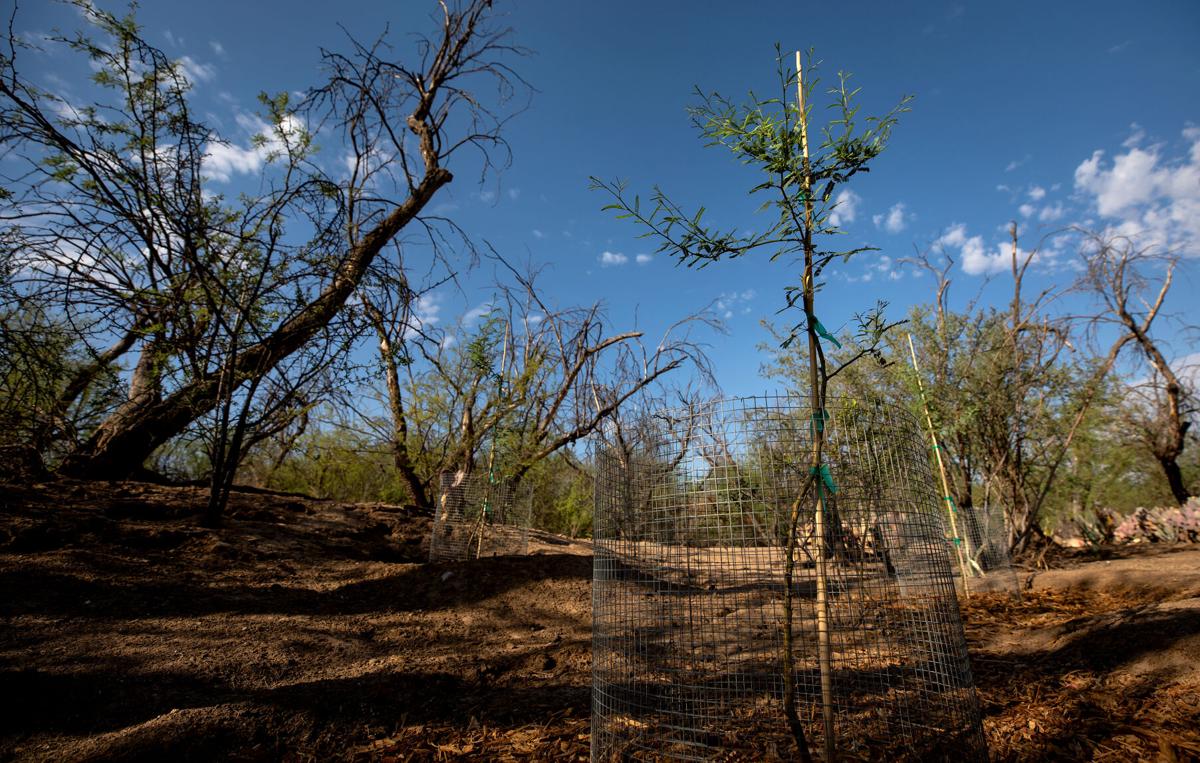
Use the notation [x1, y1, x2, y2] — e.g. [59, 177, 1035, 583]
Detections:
[429, 471, 532, 563]
[592, 394, 987, 761]
[956, 500, 1020, 595]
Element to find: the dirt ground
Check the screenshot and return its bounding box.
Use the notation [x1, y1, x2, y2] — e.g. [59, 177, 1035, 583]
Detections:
[1, 480, 1198, 762]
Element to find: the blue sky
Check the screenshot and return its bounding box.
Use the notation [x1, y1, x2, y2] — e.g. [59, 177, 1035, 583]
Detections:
[15, 0, 1200, 397]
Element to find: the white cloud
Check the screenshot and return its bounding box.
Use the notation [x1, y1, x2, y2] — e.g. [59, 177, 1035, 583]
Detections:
[400, 293, 445, 340]
[1018, 203, 1036, 218]
[635, 254, 653, 265]
[1027, 185, 1046, 201]
[1074, 126, 1200, 255]
[1038, 202, 1065, 222]
[598, 251, 628, 267]
[1171, 351, 1200, 391]
[531, 229, 545, 239]
[209, 40, 226, 57]
[176, 55, 216, 85]
[937, 223, 968, 249]
[415, 295, 443, 324]
[204, 141, 262, 182]
[507, 188, 520, 201]
[1075, 148, 1157, 216]
[936, 223, 1018, 276]
[203, 112, 306, 182]
[461, 301, 494, 326]
[872, 202, 908, 234]
[828, 189, 860, 227]
[478, 189, 497, 204]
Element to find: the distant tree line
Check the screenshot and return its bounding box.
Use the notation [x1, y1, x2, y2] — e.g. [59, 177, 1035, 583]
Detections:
[766, 225, 1196, 551]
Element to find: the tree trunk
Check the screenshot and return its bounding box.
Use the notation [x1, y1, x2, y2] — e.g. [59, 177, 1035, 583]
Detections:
[362, 295, 432, 509]
[58, 168, 452, 479]
[1159, 455, 1191, 506]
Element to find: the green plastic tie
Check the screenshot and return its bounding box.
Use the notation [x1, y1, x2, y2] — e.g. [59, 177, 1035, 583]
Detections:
[810, 409, 831, 434]
[943, 495, 959, 513]
[809, 316, 843, 349]
[951, 537, 963, 546]
[810, 464, 838, 495]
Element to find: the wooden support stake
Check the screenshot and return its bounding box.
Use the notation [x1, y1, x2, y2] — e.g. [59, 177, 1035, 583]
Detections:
[907, 333, 973, 594]
[470, 319, 510, 559]
[797, 49, 837, 763]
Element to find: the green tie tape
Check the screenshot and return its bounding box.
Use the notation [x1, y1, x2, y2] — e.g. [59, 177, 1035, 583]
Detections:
[810, 464, 838, 495]
[810, 409, 831, 434]
[810, 316, 843, 349]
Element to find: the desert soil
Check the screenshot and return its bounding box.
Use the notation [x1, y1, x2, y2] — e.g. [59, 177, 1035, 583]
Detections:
[1, 480, 1198, 762]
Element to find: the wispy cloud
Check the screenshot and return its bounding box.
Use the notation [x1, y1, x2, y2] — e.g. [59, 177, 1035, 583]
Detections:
[1107, 40, 1133, 54]
[1005, 154, 1031, 173]
[1038, 202, 1065, 222]
[872, 202, 908, 234]
[598, 251, 628, 267]
[176, 55, 216, 85]
[713, 289, 756, 319]
[1123, 123, 1146, 148]
[203, 112, 304, 182]
[635, 254, 653, 265]
[401, 293, 445, 340]
[209, 40, 227, 58]
[461, 301, 494, 327]
[531, 229, 545, 239]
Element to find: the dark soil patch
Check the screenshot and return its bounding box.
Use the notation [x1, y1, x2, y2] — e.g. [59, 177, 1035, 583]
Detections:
[1, 479, 1197, 761]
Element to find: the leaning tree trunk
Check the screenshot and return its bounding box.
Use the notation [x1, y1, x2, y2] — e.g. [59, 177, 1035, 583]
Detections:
[58, 169, 452, 479]
[1159, 454, 1191, 506]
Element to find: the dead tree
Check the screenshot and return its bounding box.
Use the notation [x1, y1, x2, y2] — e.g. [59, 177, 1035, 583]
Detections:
[1077, 230, 1193, 504]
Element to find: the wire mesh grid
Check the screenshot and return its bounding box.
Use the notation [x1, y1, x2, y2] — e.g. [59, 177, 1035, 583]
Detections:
[428, 471, 532, 563]
[955, 500, 1020, 595]
[592, 394, 987, 762]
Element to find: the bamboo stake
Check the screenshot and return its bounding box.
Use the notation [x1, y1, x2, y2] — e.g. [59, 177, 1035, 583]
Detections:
[798, 49, 836, 763]
[470, 319, 510, 559]
[906, 333, 973, 594]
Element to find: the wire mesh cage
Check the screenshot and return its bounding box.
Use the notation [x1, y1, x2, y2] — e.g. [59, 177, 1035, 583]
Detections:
[592, 394, 987, 762]
[429, 471, 532, 563]
[956, 500, 1020, 595]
